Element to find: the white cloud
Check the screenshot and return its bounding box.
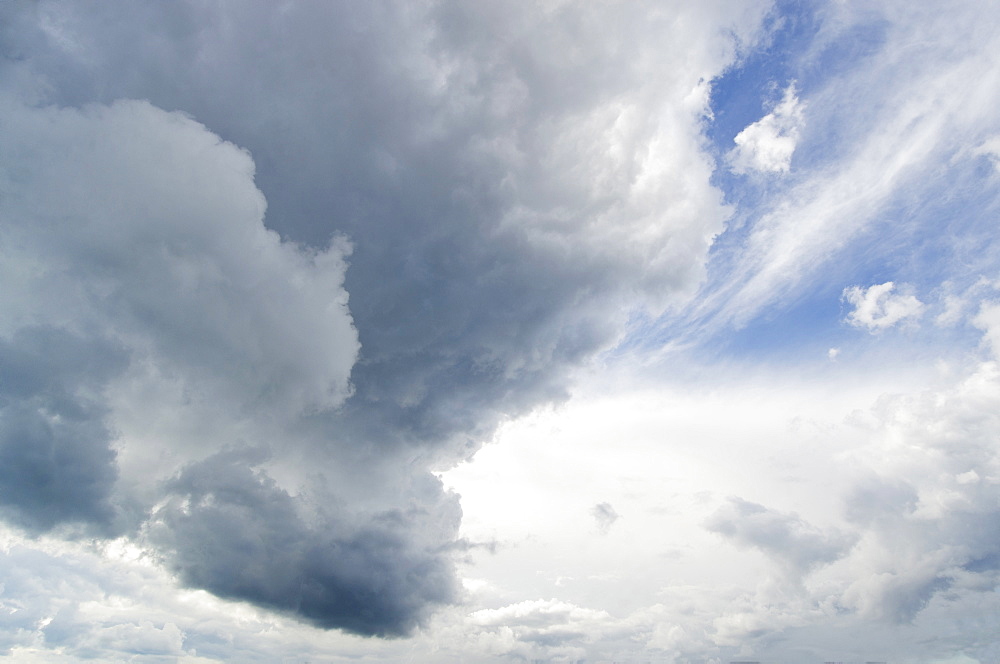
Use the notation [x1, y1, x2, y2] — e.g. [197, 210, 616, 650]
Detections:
[729, 84, 805, 174]
[973, 135, 1000, 171]
[683, 0, 1000, 334]
[973, 301, 1000, 358]
[0, 96, 362, 509]
[444, 313, 1000, 661]
[936, 293, 968, 327]
[464, 599, 616, 662]
[843, 282, 925, 332]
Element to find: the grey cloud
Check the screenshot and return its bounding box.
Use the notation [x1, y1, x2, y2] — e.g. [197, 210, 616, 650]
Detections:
[0, 327, 126, 534]
[836, 357, 1000, 624]
[467, 599, 614, 662]
[844, 477, 919, 526]
[0, 85, 371, 631]
[3, 0, 740, 456]
[148, 449, 460, 637]
[0, 0, 762, 636]
[877, 572, 952, 624]
[706, 497, 856, 576]
[0, 97, 358, 417]
[520, 628, 588, 647]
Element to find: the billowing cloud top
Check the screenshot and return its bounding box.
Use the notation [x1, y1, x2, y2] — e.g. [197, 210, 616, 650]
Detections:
[728, 84, 805, 174]
[0, 0, 765, 642]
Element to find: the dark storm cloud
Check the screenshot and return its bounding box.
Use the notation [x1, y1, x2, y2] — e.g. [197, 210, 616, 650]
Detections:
[0, 89, 364, 631]
[0, 327, 125, 534]
[148, 449, 460, 637]
[0, 0, 754, 635]
[706, 497, 856, 576]
[3, 0, 734, 455]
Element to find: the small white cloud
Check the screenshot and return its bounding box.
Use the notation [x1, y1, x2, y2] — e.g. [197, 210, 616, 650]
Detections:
[955, 470, 980, 485]
[828, 347, 840, 361]
[591, 502, 619, 534]
[843, 282, 925, 333]
[935, 293, 966, 327]
[728, 84, 805, 174]
[973, 301, 1000, 358]
[973, 136, 1000, 172]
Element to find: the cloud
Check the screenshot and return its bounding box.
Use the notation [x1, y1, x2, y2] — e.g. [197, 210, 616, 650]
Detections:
[5, 1, 999, 660]
[0, 328, 125, 534]
[681, 0, 1000, 335]
[0, 97, 358, 417]
[0, 0, 774, 460]
[465, 599, 615, 661]
[0, 0, 773, 639]
[146, 449, 459, 637]
[591, 502, 620, 534]
[842, 282, 925, 332]
[0, 93, 472, 635]
[706, 497, 856, 577]
[729, 84, 805, 174]
[973, 300, 1000, 357]
[836, 335, 1000, 624]
[972, 135, 1000, 171]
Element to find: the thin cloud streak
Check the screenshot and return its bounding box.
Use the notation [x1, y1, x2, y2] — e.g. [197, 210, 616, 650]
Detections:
[660, 1, 1000, 346]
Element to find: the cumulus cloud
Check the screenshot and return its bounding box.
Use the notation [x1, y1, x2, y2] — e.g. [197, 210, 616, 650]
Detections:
[0, 0, 768, 461]
[842, 282, 925, 332]
[0, 0, 772, 639]
[146, 449, 459, 636]
[0, 94, 359, 546]
[728, 84, 805, 174]
[706, 497, 856, 577]
[0, 93, 471, 635]
[836, 337, 1000, 624]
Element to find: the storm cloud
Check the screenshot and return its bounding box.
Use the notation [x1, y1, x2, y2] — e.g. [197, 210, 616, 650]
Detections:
[0, 0, 769, 636]
[0, 328, 125, 534]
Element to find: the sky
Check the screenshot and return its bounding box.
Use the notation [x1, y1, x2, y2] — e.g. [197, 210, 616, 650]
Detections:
[1, 1, 999, 662]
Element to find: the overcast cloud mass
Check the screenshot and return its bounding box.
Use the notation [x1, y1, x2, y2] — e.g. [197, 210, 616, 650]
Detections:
[1, 1, 999, 662]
